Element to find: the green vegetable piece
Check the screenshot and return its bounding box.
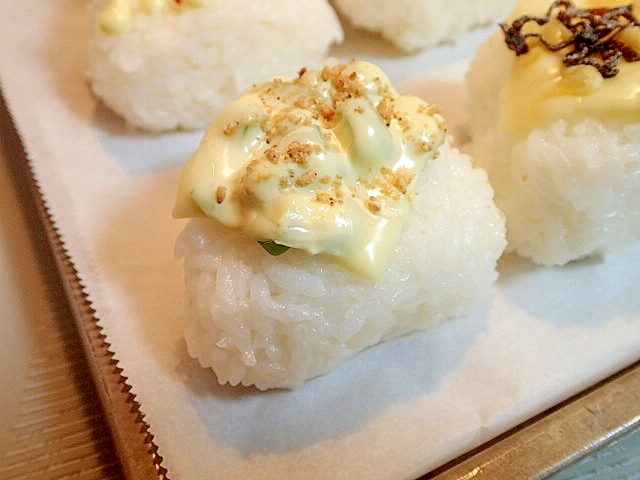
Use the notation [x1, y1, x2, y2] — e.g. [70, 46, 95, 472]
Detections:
[258, 240, 290, 256]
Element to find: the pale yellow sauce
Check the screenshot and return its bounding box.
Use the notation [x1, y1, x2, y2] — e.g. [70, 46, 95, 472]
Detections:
[99, 0, 210, 33]
[500, 0, 640, 132]
[174, 61, 446, 279]
[99, 0, 131, 34]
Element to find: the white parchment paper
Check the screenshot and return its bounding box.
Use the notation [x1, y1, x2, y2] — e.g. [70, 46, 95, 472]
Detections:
[1, 2, 639, 479]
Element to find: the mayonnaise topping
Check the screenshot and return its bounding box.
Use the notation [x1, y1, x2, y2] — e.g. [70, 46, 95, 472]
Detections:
[174, 60, 446, 279]
[500, 0, 640, 131]
[99, 0, 210, 34]
[99, 0, 131, 34]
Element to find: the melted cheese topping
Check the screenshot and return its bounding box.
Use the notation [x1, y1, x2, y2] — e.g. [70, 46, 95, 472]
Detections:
[174, 61, 446, 279]
[500, 0, 640, 132]
[99, 0, 210, 33]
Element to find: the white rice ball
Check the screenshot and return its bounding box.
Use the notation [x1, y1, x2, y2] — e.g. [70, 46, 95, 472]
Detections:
[176, 141, 506, 390]
[86, 0, 343, 131]
[465, 32, 640, 266]
[331, 0, 516, 52]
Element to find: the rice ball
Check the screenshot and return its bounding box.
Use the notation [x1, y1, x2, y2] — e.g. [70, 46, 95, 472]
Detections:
[465, 0, 640, 266]
[331, 0, 516, 51]
[171, 58, 507, 390]
[176, 141, 507, 390]
[86, 0, 343, 131]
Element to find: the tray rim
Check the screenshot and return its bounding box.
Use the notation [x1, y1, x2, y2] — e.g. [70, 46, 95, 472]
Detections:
[426, 359, 640, 479]
[0, 86, 168, 480]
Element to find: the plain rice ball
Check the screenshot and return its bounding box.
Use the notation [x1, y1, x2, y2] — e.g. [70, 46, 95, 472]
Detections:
[331, 0, 517, 51]
[86, 0, 343, 131]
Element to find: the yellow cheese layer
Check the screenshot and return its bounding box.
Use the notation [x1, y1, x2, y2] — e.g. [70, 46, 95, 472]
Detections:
[99, 0, 210, 33]
[500, 0, 640, 132]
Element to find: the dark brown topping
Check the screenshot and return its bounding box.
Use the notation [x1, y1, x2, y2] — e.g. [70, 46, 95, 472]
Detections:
[223, 120, 240, 135]
[262, 142, 322, 168]
[331, 177, 344, 201]
[367, 196, 382, 213]
[500, 0, 640, 77]
[295, 170, 318, 187]
[279, 177, 290, 188]
[251, 60, 401, 149]
[355, 166, 415, 209]
[408, 133, 437, 153]
[317, 103, 336, 123]
[285, 141, 314, 166]
[264, 146, 278, 163]
[381, 167, 414, 195]
[376, 98, 394, 126]
[320, 63, 368, 105]
[216, 186, 227, 204]
[315, 191, 340, 206]
[311, 175, 345, 206]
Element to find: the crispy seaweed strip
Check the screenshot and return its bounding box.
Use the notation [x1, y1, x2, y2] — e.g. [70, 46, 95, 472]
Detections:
[500, 0, 640, 77]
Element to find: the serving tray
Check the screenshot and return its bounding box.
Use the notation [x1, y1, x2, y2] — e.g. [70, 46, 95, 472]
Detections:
[0, 89, 165, 480]
[1, 2, 639, 478]
[3, 73, 640, 480]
